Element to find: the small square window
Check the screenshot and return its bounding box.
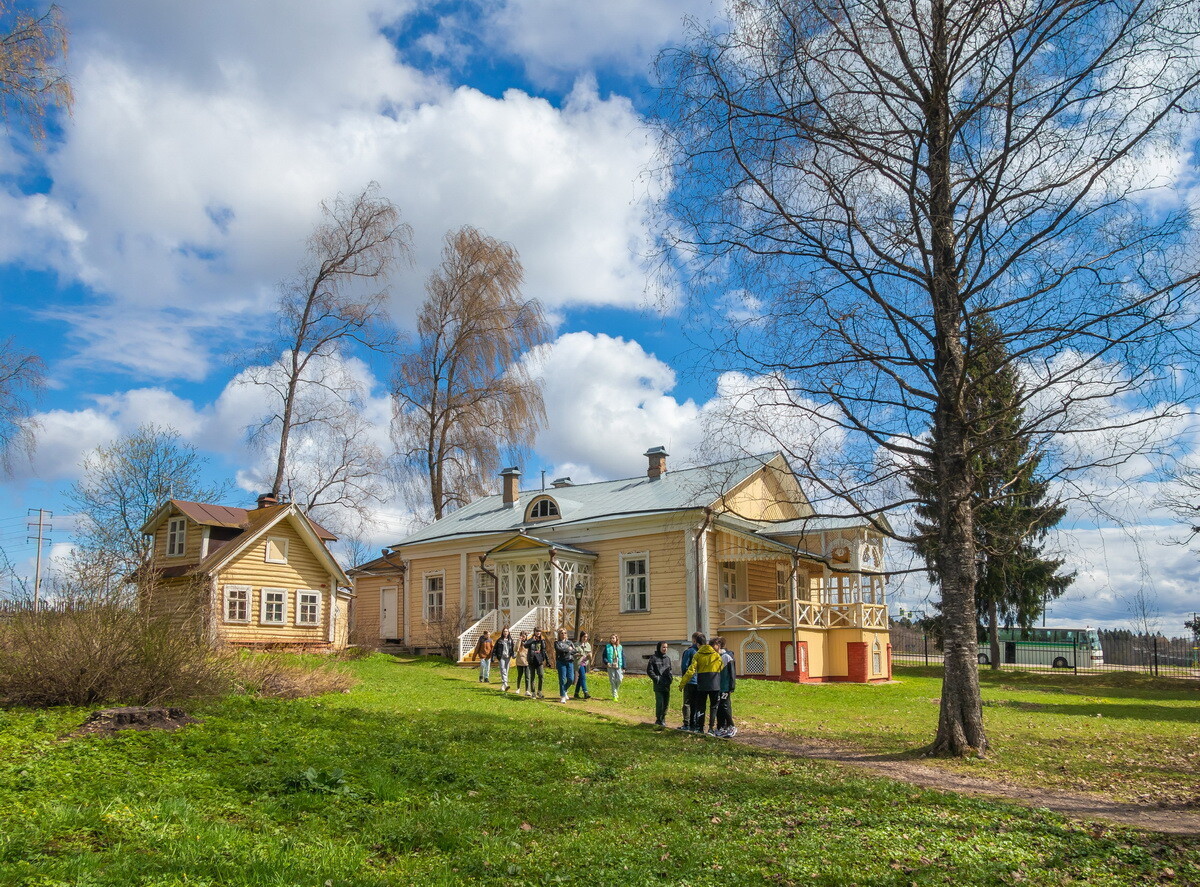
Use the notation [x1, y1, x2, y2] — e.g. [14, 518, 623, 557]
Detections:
[261, 588, 287, 624]
[296, 590, 321, 626]
[223, 585, 250, 623]
[265, 537, 289, 564]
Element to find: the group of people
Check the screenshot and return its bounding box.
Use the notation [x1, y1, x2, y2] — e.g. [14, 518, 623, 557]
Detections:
[470, 628, 737, 737]
[471, 627, 627, 703]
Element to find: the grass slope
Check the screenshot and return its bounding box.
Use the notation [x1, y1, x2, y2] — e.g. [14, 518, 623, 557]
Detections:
[0, 656, 1195, 886]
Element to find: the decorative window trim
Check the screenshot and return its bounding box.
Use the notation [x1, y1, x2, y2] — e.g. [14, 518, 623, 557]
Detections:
[524, 496, 561, 522]
[166, 517, 187, 557]
[423, 572, 445, 622]
[741, 632, 767, 675]
[223, 584, 251, 623]
[296, 589, 321, 626]
[260, 587, 287, 625]
[264, 536, 289, 564]
[619, 551, 650, 613]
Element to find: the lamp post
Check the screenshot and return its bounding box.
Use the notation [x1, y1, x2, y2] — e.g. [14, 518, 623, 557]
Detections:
[573, 582, 584, 641]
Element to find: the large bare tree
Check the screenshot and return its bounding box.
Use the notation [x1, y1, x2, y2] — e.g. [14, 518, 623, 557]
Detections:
[658, 0, 1200, 754]
[245, 183, 411, 525]
[392, 226, 549, 521]
[68, 424, 230, 589]
[0, 1, 71, 144]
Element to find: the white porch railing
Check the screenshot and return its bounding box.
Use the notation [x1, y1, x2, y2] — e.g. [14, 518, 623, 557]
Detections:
[457, 609, 501, 661]
[717, 599, 889, 631]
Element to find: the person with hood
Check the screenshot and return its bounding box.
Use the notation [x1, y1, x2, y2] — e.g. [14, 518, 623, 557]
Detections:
[473, 631, 494, 683]
[645, 641, 674, 727]
[678, 632, 704, 731]
[554, 628, 577, 703]
[603, 633, 625, 701]
[523, 629, 548, 698]
[679, 636, 723, 733]
[572, 630, 593, 699]
[492, 626, 516, 692]
[713, 636, 737, 737]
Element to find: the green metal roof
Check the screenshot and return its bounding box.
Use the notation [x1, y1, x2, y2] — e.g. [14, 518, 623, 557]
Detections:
[388, 452, 780, 549]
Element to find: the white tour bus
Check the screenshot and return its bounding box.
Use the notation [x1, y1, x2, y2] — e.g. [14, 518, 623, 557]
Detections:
[977, 626, 1104, 669]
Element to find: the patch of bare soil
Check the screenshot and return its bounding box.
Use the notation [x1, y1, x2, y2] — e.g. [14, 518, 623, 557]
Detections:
[588, 705, 1200, 836]
[68, 706, 201, 738]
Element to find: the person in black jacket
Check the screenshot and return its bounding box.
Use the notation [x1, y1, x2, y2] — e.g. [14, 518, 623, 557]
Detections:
[522, 629, 548, 698]
[645, 641, 673, 727]
[492, 626, 516, 692]
[713, 636, 737, 737]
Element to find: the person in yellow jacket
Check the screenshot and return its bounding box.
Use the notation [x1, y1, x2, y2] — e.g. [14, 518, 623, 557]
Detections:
[679, 639, 723, 733]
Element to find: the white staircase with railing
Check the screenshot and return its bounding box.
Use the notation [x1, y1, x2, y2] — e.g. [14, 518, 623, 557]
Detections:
[456, 606, 556, 661]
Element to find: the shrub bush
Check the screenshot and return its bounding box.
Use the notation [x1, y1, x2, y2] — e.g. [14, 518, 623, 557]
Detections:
[226, 652, 357, 699]
[0, 603, 227, 707]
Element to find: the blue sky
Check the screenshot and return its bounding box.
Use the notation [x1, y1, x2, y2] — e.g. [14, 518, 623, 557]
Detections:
[2, 0, 1198, 634]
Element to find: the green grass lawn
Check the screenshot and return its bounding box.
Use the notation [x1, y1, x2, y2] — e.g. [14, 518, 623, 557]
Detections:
[0, 656, 1196, 886]
[630, 665, 1198, 805]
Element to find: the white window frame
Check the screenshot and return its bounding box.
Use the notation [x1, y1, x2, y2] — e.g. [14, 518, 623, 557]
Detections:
[223, 584, 251, 623]
[264, 536, 289, 564]
[474, 570, 496, 618]
[525, 497, 560, 521]
[776, 565, 789, 600]
[166, 517, 187, 557]
[260, 587, 287, 625]
[720, 563, 738, 601]
[296, 589, 321, 626]
[619, 552, 650, 613]
[423, 572, 445, 622]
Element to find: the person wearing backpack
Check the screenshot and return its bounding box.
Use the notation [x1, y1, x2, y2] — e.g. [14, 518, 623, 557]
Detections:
[645, 641, 674, 727]
[603, 634, 625, 701]
[492, 626, 516, 692]
[678, 632, 703, 731]
[679, 637, 722, 733]
[713, 636, 737, 737]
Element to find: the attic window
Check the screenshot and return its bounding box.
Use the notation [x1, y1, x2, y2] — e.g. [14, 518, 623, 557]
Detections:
[265, 536, 289, 564]
[525, 497, 560, 522]
[166, 517, 187, 557]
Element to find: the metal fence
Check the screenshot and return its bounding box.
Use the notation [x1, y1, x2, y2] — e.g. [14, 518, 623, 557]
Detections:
[890, 624, 1200, 677]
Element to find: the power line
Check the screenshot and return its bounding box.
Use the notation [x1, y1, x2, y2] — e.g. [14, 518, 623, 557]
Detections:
[26, 509, 52, 610]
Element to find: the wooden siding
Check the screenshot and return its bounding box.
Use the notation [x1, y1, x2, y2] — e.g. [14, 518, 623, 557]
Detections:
[140, 575, 208, 635]
[721, 468, 803, 522]
[402, 551, 469, 650]
[584, 530, 689, 643]
[215, 519, 336, 645]
[150, 512, 206, 565]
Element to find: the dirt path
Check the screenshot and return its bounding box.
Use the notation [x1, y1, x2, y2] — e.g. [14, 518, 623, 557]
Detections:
[579, 703, 1200, 836]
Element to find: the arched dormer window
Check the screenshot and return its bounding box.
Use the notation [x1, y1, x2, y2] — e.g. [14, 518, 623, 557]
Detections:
[525, 496, 560, 522]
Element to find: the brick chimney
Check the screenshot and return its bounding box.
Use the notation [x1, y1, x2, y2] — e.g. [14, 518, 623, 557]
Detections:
[256, 493, 278, 509]
[645, 446, 668, 479]
[500, 467, 521, 507]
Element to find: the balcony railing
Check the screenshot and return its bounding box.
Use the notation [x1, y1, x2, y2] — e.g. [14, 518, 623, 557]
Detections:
[718, 598, 888, 631]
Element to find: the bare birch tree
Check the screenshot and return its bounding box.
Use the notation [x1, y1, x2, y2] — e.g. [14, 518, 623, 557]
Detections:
[68, 424, 230, 589]
[0, 1, 71, 144]
[0, 339, 43, 476]
[392, 226, 549, 520]
[244, 183, 410, 525]
[658, 0, 1200, 755]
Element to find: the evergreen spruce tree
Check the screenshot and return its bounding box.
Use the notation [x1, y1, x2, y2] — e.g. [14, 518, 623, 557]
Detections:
[911, 319, 1075, 668]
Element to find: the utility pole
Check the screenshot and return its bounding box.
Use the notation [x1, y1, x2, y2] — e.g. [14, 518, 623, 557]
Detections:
[26, 508, 52, 611]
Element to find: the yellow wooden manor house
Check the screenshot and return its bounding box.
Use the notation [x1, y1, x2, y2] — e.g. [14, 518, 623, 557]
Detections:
[138, 494, 352, 650]
[352, 450, 890, 682]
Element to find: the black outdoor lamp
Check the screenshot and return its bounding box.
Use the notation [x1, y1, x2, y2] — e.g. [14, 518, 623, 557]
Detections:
[573, 581, 585, 641]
